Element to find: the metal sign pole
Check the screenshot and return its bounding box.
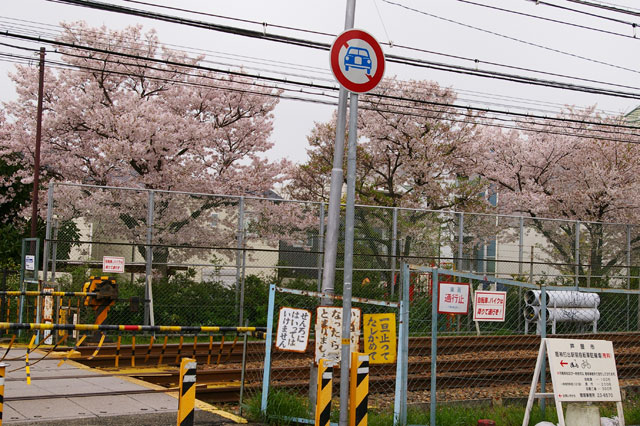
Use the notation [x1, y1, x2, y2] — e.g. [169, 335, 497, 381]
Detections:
[339, 92, 359, 426]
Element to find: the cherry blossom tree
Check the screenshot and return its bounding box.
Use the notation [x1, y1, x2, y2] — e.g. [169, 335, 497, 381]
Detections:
[286, 78, 489, 282]
[1, 22, 293, 265]
[467, 108, 640, 285]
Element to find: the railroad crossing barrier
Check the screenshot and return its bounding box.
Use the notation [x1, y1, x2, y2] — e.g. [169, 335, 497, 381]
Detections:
[0, 362, 6, 425]
[178, 357, 197, 426]
[350, 352, 369, 426]
[0, 322, 266, 334]
[315, 358, 333, 426]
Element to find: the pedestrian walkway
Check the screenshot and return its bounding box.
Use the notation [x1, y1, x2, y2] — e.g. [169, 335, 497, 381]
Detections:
[0, 348, 248, 424]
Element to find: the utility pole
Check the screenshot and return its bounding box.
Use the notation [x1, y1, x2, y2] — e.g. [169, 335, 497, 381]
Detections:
[30, 47, 46, 239]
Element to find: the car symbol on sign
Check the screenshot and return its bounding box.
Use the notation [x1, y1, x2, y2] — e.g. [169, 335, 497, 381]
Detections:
[344, 47, 372, 75]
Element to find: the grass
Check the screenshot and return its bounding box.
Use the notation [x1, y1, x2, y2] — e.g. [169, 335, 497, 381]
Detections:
[245, 391, 640, 426]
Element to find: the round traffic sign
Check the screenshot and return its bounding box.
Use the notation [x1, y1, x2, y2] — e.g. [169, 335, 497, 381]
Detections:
[330, 29, 385, 94]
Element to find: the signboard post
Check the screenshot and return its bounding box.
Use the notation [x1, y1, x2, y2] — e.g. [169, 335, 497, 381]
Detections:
[523, 338, 624, 426]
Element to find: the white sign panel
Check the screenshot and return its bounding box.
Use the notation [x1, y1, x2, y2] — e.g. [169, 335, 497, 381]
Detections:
[547, 338, 621, 402]
[275, 307, 311, 353]
[315, 306, 361, 364]
[25, 255, 35, 271]
[437, 282, 470, 315]
[102, 256, 125, 273]
[473, 291, 507, 322]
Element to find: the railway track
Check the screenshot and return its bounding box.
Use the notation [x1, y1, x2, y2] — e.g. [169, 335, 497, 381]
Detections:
[52, 331, 640, 403]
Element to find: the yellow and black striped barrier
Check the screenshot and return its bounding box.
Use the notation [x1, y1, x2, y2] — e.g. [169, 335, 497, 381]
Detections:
[0, 322, 267, 334]
[315, 358, 333, 426]
[0, 362, 7, 425]
[350, 352, 370, 426]
[177, 357, 197, 426]
[0, 291, 98, 297]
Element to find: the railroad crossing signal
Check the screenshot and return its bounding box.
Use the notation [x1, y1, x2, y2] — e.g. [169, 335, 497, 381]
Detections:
[330, 29, 385, 93]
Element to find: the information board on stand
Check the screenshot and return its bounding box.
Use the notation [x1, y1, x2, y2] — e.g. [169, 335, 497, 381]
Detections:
[522, 338, 624, 426]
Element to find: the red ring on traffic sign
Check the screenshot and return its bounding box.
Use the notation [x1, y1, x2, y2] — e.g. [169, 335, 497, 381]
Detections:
[330, 29, 385, 93]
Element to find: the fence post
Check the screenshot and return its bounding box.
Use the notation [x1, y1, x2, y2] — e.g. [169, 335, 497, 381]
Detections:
[390, 207, 398, 297]
[430, 268, 439, 426]
[144, 190, 155, 327]
[519, 217, 524, 332]
[575, 221, 580, 289]
[235, 197, 245, 322]
[540, 282, 547, 416]
[260, 283, 276, 415]
[42, 182, 54, 282]
[458, 212, 464, 272]
[627, 225, 631, 331]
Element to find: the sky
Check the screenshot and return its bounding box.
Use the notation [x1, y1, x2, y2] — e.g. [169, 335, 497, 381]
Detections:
[2, 0, 640, 164]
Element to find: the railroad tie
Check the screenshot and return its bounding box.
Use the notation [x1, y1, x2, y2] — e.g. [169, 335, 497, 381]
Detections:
[315, 358, 333, 426]
[350, 353, 370, 426]
[178, 357, 197, 426]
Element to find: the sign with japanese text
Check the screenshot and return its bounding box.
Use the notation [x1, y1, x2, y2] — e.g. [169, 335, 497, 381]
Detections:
[275, 307, 311, 353]
[437, 282, 470, 315]
[363, 313, 396, 364]
[547, 338, 621, 402]
[473, 291, 507, 322]
[315, 306, 361, 364]
[102, 256, 125, 273]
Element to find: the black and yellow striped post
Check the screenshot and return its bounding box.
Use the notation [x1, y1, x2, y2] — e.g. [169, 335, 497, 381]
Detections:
[177, 357, 197, 426]
[315, 358, 334, 426]
[0, 362, 7, 425]
[350, 352, 370, 426]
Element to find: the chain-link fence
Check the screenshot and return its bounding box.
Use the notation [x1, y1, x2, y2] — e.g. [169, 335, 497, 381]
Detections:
[38, 182, 640, 331]
[405, 264, 640, 426]
[258, 284, 402, 423]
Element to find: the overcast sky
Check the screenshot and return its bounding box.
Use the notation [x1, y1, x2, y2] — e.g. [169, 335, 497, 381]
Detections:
[2, 0, 640, 164]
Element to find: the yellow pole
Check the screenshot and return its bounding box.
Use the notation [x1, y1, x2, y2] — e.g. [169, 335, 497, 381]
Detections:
[177, 357, 197, 426]
[350, 352, 370, 426]
[0, 362, 7, 425]
[315, 358, 333, 426]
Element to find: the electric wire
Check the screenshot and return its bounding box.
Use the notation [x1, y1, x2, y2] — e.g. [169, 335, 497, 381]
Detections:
[525, 0, 639, 26]
[454, 0, 638, 39]
[7, 6, 640, 98]
[1, 46, 639, 145]
[384, 0, 640, 75]
[4, 33, 640, 134]
[0, 16, 627, 117]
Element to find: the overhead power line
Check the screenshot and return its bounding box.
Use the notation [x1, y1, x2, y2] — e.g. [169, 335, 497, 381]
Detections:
[563, 0, 640, 18]
[32, 0, 640, 100]
[525, 0, 640, 26]
[455, 0, 638, 39]
[384, 0, 640, 75]
[2, 33, 640, 142]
